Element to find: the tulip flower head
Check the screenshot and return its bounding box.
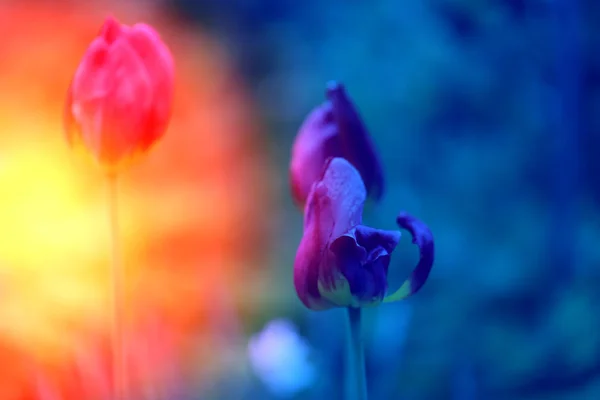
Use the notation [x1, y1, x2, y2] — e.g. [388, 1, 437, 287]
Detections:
[290, 82, 384, 208]
[293, 157, 434, 311]
[65, 17, 175, 174]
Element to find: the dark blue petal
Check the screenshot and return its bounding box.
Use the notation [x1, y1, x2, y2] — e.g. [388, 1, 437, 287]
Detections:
[329, 225, 400, 305]
[384, 212, 435, 302]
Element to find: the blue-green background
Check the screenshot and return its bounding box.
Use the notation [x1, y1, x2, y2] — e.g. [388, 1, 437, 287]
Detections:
[165, 1, 600, 399]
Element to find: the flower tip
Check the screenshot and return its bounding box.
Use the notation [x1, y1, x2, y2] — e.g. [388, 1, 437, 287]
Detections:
[99, 16, 122, 42]
[325, 80, 345, 98]
[101, 15, 120, 27]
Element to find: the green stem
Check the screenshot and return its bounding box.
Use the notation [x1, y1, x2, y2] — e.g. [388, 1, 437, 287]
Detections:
[107, 173, 127, 400]
[346, 307, 368, 400]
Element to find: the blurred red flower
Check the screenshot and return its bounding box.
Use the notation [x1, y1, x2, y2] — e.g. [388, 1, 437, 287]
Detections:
[0, 1, 272, 399]
[65, 17, 175, 174]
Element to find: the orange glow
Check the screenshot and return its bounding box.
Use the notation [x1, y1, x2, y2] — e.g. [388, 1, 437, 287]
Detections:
[0, 2, 269, 399]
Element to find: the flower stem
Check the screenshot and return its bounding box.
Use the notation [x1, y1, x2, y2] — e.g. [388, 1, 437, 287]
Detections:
[346, 307, 367, 400]
[107, 173, 127, 400]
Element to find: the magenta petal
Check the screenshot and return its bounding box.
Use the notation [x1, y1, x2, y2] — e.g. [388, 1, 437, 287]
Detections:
[302, 157, 366, 238]
[290, 102, 342, 206]
[293, 158, 367, 310]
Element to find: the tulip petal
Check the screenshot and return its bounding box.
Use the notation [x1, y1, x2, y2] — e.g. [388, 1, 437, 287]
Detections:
[326, 81, 385, 201]
[99, 16, 123, 44]
[329, 225, 400, 305]
[315, 157, 366, 238]
[384, 212, 435, 302]
[125, 23, 175, 147]
[127, 24, 174, 88]
[70, 38, 111, 105]
[68, 38, 110, 155]
[290, 81, 385, 207]
[100, 37, 153, 163]
[290, 102, 342, 206]
[71, 36, 153, 168]
[294, 158, 366, 310]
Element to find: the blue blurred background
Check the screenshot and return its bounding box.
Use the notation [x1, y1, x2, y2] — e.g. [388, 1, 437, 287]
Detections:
[167, 0, 598, 399]
[4, 0, 600, 399]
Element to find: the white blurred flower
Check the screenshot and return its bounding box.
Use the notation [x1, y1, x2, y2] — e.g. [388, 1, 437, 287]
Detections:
[247, 319, 316, 398]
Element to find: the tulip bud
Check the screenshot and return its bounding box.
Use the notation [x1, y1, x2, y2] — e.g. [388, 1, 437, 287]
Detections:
[65, 17, 175, 174]
[290, 82, 384, 208]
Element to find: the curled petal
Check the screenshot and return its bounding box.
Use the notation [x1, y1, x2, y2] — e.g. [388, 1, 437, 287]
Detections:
[326, 81, 385, 201]
[384, 212, 435, 302]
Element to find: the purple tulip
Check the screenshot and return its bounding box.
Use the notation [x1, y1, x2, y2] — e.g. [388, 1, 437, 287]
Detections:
[293, 157, 434, 310]
[290, 81, 384, 208]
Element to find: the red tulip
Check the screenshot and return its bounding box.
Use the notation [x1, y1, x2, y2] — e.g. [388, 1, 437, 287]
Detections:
[65, 17, 175, 174]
